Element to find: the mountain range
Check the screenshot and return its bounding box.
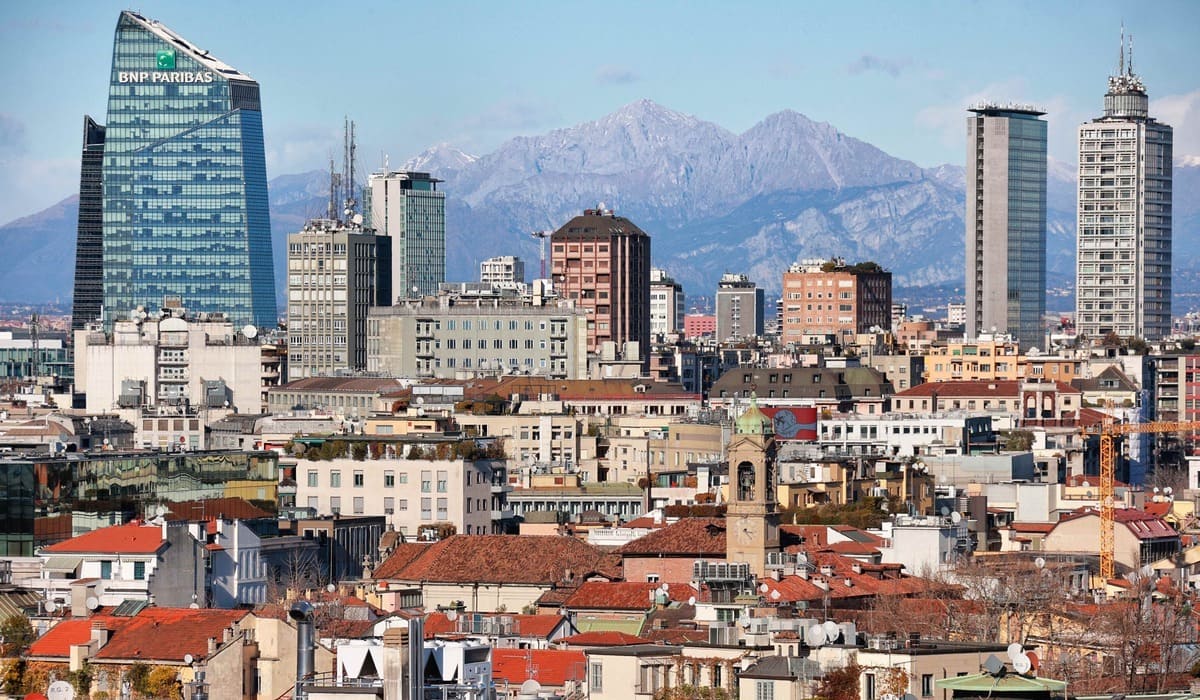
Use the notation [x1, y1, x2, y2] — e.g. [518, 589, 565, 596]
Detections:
[3, 99, 1198, 314]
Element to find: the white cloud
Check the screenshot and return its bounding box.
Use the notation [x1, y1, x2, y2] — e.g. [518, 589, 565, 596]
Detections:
[264, 123, 340, 177]
[1151, 89, 1200, 162]
[914, 79, 1028, 150]
[595, 65, 640, 85]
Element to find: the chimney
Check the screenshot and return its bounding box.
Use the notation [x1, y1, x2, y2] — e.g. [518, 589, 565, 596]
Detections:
[223, 627, 234, 643]
[207, 637, 217, 655]
[90, 621, 110, 647]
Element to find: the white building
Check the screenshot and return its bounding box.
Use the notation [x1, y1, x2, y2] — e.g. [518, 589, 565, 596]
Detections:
[75, 316, 263, 417]
[649, 268, 685, 337]
[292, 456, 508, 537]
[287, 220, 389, 379]
[874, 514, 971, 575]
[1075, 39, 1174, 340]
[479, 256, 525, 288]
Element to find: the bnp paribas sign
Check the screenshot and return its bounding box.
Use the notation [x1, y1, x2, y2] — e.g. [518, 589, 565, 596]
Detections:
[117, 49, 215, 83]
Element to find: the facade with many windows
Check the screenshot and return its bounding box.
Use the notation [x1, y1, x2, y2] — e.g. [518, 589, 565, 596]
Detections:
[291, 456, 508, 537]
[365, 170, 446, 299]
[367, 290, 588, 379]
[1075, 45, 1173, 340]
[287, 220, 390, 378]
[780, 259, 892, 345]
[98, 11, 276, 327]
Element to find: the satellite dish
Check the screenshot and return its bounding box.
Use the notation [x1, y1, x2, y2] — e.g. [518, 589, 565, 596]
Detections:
[771, 590, 781, 601]
[687, 596, 697, 606]
[242, 324, 258, 339]
[519, 680, 542, 694]
[807, 625, 826, 647]
[352, 213, 364, 226]
[190, 602, 200, 609]
[446, 610, 458, 622]
[661, 583, 669, 592]
[823, 620, 840, 639]
[1082, 480, 1091, 488]
[183, 653, 194, 664]
[1165, 487, 1174, 495]
[155, 505, 167, 518]
[1013, 653, 1033, 675]
[86, 596, 100, 610]
[1007, 643, 1024, 661]
[950, 511, 962, 524]
[1035, 557, 1046, 569]
[759, 583, 770, 594]
[326, 583, 336, 593]
[1153, 487, 1161, 493]
[44, 600, 57, 613]
[940, 506, 950, 517]
[983, 654, 1005, 676]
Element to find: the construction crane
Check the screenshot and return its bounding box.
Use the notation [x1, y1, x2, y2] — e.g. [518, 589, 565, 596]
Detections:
[1086, 419, 1200, 580]
[530, 230, 552, 279]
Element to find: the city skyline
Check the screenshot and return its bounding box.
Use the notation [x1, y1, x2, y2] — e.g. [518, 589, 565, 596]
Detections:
[2, 1, 1198, 224]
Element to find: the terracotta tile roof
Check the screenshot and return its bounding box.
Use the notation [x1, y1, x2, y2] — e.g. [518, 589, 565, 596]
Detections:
[616, 518, 726, 556]
[558, 630, 649, 647]
[275, 377, 404, 393]
[42, 522, 165, 555]
[562, 582, 697, 611]
[29, 608, 248, 662]
[464, 376, 699, 401]
[623, 516, 667, 529]
[1145, 501, 1172, 517]
[895, 380, 1078, 398]
[1058, 507, 1178, 541]
[825, 541, 880, 556]
[374, 535, 607, 585]
[372, 542, 434, 580]
[164, 497, 273, 522]
[1063, 473, 1129, 488]
[1009, 522, 1056, 534]
[491, 648, 586, 686]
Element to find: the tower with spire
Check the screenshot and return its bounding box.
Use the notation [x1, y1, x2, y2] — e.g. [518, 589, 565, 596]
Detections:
[725, 396, 782, 577]
[1075, 27, 1174, 341]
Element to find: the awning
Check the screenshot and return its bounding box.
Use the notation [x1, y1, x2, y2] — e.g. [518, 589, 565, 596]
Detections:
[42, 556, 82, 573]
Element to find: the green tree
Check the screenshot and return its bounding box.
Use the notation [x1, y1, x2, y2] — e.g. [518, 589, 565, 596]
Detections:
[0, 613, 33, 655]
[351, 442, 368, 461]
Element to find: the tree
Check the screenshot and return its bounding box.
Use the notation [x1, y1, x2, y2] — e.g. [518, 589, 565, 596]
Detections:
[814, 662, 861, 700]
[1001, 430, 1035, 451]
[0, 614, 33, 656]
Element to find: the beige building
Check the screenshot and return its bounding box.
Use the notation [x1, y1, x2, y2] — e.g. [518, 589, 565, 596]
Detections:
[923, 335, 1024, 382]
[585, 644, 682, 699]
[367, 288, 588, 379]
[75, 316, 263, 415]
[286, 220, 388, 379]
[1042, 507, 1179, 572]
[649, 268, 685, 337]
[292, 455, 506, 537]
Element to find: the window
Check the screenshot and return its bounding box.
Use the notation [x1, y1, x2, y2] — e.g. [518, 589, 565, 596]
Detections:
[384, 471, 395, 487]
[399, 473, 408, 484]
[330, 471, 341, 488]
[399, 499, 409, 511]
[421, 470, 432, 493]
[922, 674, 934, 697]
[330, 496, 342, 513]
[756, 681, 775, 700]
[421, 497, 432, 520]
[307, 471, 318, 488]
[865, 673, 876, 700]
[353, 471, 364, 487]
[589, 663, 603, 691]
[437, 497, 448, 520]
[353, 497, 364, 514]
[101, 561, 113, 579]
[133, 561, 146, 580]
[384, 497, 395, 513]
[437, 471, 448, 492]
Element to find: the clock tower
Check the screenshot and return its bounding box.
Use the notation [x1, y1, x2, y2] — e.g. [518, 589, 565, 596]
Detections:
[725, 395, 781, 577]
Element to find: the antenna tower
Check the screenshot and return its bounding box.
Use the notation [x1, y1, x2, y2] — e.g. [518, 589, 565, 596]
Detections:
[29, 313, 40, 379]
[342, 117, 358, 221]
[531, 230, 551, 279]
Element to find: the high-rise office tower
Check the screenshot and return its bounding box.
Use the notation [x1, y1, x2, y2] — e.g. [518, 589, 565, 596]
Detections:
[649, 268, 684, 337]
[72, 117, 106, 330]
[965, 103, 1047, 349]
[550, 208, 651, 361]
[1076, 33, 1173, 340]
[286, 220, 390, 379]
[365, 171, 445, 300]
[96, 11, 276, 328]
[715, 273, 765, 341]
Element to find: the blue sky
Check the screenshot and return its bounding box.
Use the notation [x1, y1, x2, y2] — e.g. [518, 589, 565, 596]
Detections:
[1, 0, 1197, 221]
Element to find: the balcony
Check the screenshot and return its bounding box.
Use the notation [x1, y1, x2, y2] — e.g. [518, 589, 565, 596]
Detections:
[491, 507, 515, 520]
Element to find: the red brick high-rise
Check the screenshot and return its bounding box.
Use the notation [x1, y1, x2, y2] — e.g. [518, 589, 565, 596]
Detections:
[551, 209, 651, 363]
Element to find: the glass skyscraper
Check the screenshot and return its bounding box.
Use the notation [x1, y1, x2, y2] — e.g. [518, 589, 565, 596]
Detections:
[92, 11, 276, 328]
[965, 103, 1047, 350]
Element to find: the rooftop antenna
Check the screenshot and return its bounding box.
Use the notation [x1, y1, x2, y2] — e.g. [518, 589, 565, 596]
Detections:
[1118, 22, 1125, 75]
[531, 230, 552, 279]
[1127, 33, 1134, 75]
[328, 156, 338, 220]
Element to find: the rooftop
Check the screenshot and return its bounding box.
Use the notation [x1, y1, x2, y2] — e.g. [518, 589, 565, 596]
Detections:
[42, 522, 165, 555]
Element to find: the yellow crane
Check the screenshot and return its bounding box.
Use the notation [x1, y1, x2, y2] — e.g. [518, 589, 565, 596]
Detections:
[1086, 419, 1200, 580]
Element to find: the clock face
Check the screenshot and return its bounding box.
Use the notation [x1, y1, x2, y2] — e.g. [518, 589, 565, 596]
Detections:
[737, 516, 757, 545]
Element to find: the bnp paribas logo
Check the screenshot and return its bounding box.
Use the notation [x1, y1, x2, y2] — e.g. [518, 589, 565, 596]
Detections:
[156, 49, 176, 70]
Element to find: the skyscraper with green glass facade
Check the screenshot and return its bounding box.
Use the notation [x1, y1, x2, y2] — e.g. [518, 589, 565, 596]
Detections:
[95, 11, 276, 328]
